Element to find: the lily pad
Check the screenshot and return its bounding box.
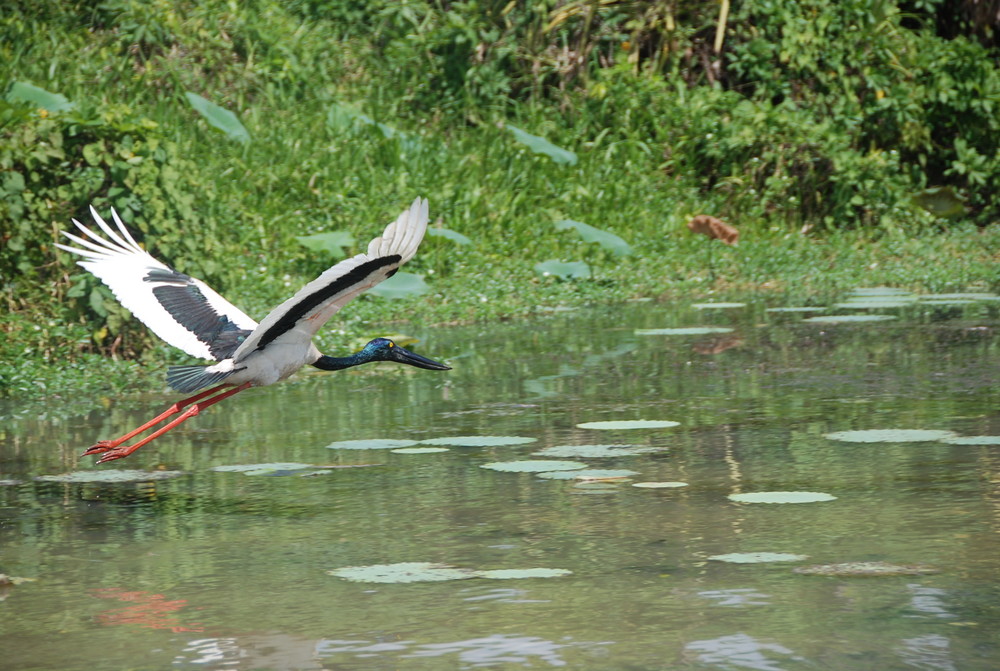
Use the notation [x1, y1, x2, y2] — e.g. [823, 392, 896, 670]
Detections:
[765, 306, 827, 313]
[635, 327, 734, 335]
[327, 562, 477, 583]
[475, 568, 572, 579]
[824, 429, 957, 443]
[918, 292, 998, 300]
[708, 552, 809, 564]
[850, 287, 912, 296]
[576, 420, 680, 430]
[0, 479, 22, 486]
[36, 469, 184, 483]
[728, 491, 836, 504]
[532, 444, 662, 458]
[793, 561, 938, 576]
[834, 301, 915, 309]
[391, 447, 451, 454]
[481, 460, 587, 473]
[632, 481, 688, 488]
[536, 468, 640, 480]
[691, 302, 747, 309]
[419, 436, 537, 447]
[939, 435, 1000, 446]
[325, 438, 419, 450]
[211, 462, 313, 475]
[803, 315, 897, 324]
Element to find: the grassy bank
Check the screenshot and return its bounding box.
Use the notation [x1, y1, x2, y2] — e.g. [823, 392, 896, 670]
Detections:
[2, 1, 998, 401]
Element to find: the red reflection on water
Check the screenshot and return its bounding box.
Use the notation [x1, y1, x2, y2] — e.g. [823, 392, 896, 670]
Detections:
[92, 588, 204, 633]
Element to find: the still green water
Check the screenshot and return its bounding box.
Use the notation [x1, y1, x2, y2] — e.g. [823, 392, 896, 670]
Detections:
[2, 299, 999, 670]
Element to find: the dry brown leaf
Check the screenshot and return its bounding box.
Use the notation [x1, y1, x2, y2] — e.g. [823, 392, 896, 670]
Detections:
[687, 215, 739, 245]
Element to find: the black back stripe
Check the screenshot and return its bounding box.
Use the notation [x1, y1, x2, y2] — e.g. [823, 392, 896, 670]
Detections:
[146, 270, 251, 360]
[253, 254, 401, 351]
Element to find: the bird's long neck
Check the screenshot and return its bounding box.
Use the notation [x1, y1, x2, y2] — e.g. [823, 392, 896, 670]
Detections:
[312, 353, 369, 371]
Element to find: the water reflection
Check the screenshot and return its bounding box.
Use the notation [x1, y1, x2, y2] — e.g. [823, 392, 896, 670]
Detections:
[2, 299, 999, 670]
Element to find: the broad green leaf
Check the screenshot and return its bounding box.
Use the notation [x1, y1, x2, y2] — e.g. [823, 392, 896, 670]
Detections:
[328, 562, 476, 583]
[391, 447, 450, 454]
[6, 82, 74, 112]
[940, 435, 1000, 445]
[36, 469, 183, 483]
[295, 230, 355, 258]
[480, 460, 587, 473]
[507, 124, 577, 165]
[367, 272, 429, 299]
[632, 481, 688, 488]
[912, 186, 965, 218]
[709, 552, 808, 563]
[635, 327, 734, 335]
[185, 92, 250, 143]
[534, 260, 591, 280]
[419, 435, 536, 447]
[554, 220, 632, 257]
[824, 429, 957, 443]
[426, 227, 471, 245]
[475, 568, 572, 579]
[536, 468, 640, 480]
[325, 438, 417, 450]
[576, 420, 680, 430]
[803, 315, 897, 324]
[728, 491, 836, 504]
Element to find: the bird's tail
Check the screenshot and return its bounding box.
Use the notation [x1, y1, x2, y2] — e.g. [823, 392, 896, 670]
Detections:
[166, 364, 236, 393]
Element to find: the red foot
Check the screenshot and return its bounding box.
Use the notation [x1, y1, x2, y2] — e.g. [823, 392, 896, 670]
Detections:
[82, 440, 119, 456]
[95, 448, 133, 464]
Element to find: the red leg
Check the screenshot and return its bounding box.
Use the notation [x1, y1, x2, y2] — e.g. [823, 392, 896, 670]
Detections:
[84, 383, 251, 463]
[83, 384, 232, 456]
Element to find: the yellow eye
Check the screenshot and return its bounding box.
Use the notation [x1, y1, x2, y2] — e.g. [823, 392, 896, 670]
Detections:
[388, 342, 394, 347]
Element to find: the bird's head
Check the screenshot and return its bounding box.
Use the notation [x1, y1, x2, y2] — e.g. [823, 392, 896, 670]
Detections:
[361, 338, 451, 370]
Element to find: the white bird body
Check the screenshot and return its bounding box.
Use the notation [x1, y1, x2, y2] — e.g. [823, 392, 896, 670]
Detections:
[57, 198, 449, 463]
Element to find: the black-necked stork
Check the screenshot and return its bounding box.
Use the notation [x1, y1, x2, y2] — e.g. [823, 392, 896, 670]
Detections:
[56, 198, 449, 463]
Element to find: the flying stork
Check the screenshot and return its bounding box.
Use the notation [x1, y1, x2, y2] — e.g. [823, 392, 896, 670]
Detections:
[56, 198, 449, 464]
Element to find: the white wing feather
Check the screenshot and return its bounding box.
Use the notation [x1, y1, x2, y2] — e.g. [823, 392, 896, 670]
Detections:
[233, 197, 429, 361]
[56, 207, 258, 360]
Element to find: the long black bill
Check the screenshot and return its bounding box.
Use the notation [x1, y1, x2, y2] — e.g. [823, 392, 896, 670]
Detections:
[389, 345, 451, 370]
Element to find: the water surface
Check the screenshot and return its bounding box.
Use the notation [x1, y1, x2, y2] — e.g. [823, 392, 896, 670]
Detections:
[2, 299, 999, 670]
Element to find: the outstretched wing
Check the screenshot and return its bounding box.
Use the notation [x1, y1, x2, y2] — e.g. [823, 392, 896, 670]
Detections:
[56, 207, 258, 361]
[233, 197, 429, 362]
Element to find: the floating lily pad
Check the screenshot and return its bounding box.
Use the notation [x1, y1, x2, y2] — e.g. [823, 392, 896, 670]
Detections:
[211, 462, 314, 475]
[834, 301, 914, 309]
[576, 420, 680, 430]
[728, 491, 836, 504]
[327, 562, 477, 583]
[850, 287, 912, 296]
[793, 561, 939, 576]
[419, 436, 537, 447]
[939, 435, 1000, 446]
[632, 481, 689, 488]
[803, 315, 897, 324]
[325, 438, 419, 450]
[391, 447, 451, 454]
[918, 298, 979, 306]
[36, 469, 184, 483]
[918, 293, 998, 301]
[635, 327, 734, 335]
[536, 468, 640, 480]
[481, 460, 587, 473]
[475, 568, 573, 580]
[691, 302, 747, 309]
[532, 444, 662, 458]
[765, 306, 827, 313]
[708, 552, 809, 564]
[0, 479, 22, 486]
[824, 429, 957, 443]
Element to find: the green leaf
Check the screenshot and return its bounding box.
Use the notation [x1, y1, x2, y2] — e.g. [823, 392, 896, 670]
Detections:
[6, 82, 74, 112]
[913, 186, 966, 218]
[554, 219, 631, 256]
[184, 92, 250, 143]
[366, 272, 429, 299]
[534, 260, 591, 280]
[426, 227, 471, 245]
[295, 230, 355, 258]
[507, 125, 577, 165]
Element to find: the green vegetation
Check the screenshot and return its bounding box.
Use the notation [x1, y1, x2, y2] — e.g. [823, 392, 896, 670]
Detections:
[2, 0, 999, 400]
